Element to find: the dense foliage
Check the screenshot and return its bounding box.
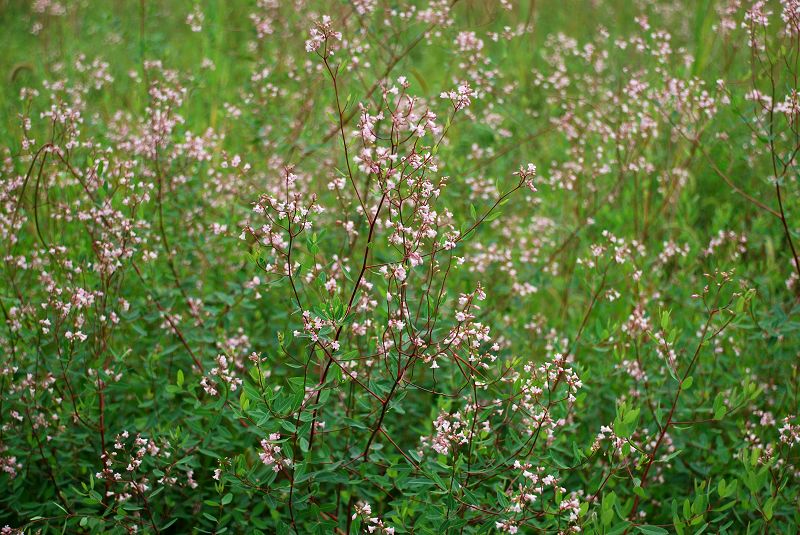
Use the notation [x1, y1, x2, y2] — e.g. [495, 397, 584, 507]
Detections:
[1, 0, 800, 533]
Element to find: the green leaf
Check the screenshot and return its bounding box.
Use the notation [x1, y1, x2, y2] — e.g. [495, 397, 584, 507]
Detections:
[636, 526, 669, 535]
[762, 497, 774, 520]
[719, 479, 737, 498]
[203, 512, 218, 523]
[713, 392, 726, 420]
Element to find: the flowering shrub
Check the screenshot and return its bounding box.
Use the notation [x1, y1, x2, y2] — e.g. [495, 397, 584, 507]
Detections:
[1, 1, 800, 533]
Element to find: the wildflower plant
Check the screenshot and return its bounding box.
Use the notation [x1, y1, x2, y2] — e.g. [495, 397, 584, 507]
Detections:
[1, 1, 800, 534]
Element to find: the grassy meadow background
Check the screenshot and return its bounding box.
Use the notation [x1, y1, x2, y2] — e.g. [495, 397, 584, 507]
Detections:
[0, 0, 799, 533]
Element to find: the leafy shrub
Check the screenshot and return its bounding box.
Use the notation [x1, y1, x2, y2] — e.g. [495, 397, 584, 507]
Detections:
[1, 1, 799, 533]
